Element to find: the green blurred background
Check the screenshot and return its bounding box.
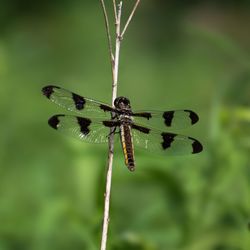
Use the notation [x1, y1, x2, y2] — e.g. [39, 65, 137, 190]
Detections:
[0, 0, 249, 249]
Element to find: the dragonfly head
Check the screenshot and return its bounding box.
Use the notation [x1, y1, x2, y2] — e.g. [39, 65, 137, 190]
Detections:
[114, 96, 131, 110]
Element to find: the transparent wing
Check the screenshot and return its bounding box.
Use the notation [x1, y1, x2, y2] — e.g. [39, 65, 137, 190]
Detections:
[131, 123, 203, 155]
[47, 115, 118, 143]
[42, 85, 115, 119]
[132, 110, 199, 130]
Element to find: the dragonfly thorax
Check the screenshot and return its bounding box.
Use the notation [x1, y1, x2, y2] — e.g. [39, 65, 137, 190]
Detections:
[119, 114, 133, 124]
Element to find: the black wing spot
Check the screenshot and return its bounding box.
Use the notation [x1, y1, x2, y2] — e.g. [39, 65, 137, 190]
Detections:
[48, 114, 64, 129]
[77, 117, 91, 135]
[132, 124, 150, 134]
[161, 132, 176, 149]
[189, 137, 203, 153]
[42, 85, 59, 99]
[100, 104, 114, 112]
[72, 93, 85, 110]
[103, 121, 120, 127]
[184, 110, 199, 125]
[133, 112, 152, 120]
[163, 111, 174, 126]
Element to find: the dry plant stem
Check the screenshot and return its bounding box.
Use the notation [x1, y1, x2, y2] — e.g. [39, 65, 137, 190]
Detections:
[113, 3, 122, 99]
[120, 0, 140, 38]
[100, 0, 140, 249]
[100, 2, 123, 250]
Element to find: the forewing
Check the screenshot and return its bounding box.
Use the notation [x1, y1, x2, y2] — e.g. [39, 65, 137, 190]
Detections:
[132, 110, 199, 130]
[42, 85, 115, 118]
[48, 115, 118, 143]
[131, 124, 203, 155]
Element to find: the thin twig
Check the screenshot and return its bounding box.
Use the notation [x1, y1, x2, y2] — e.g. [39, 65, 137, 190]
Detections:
[113, 0, 118, 21]
[100, 0, 115, 64]
[100, 2, 123, 250]
[120, 0, 140, 38]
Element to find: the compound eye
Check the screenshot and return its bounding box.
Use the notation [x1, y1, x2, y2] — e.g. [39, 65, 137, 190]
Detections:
[123, 98, 130, 105]
[114, 98, 120, 107]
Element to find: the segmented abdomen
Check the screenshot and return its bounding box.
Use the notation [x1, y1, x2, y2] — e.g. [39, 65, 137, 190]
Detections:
[120, 124, 135, 171]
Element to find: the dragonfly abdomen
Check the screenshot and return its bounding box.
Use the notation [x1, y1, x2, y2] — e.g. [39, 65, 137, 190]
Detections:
[120, 124, 135, 171]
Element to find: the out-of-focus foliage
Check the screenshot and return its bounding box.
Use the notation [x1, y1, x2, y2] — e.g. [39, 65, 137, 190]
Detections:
[0, 1, 249, 250]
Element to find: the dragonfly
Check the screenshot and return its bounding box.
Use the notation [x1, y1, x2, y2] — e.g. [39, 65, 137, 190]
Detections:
[42, 85, 203, 171]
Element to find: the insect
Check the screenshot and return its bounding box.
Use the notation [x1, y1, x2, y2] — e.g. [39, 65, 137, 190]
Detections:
[42, 85, 203, 171]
